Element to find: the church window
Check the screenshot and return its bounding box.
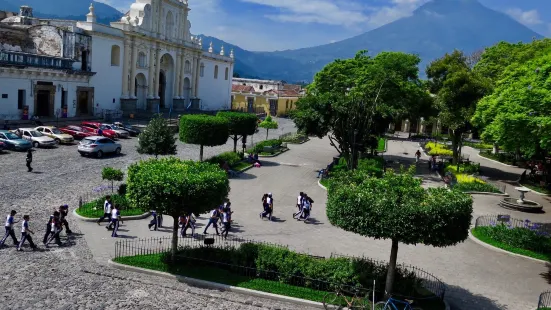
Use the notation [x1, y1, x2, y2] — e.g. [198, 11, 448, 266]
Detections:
[200, 63, 205, 77]
[260, 85, 264, 90]
[185, 60, 191, 73]
[110, 45, 120, 66]
[225, 67, 229, 80]
[137, 52, 147, 68]
[165, 11, 174, 39]
[214, 65, 219, 79]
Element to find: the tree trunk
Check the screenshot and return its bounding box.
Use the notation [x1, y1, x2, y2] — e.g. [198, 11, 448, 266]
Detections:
[171, 215, 178, 262]
[266, 129, 269, 140]
[233, 135, 238, 152]
[200, 145, 204, 161]
[384, 239, 399, 297]
[451, 132, 461, 165]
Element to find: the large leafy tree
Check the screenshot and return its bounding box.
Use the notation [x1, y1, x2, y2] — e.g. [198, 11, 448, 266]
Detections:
[426, 50, 490, 164]
[327, 168, 472, 295]
[472, 52, 551, 158]
[127, 158, 229, 260]
[137, 114, 177, 158]
[216, 112, 258, 152]
[179, 115, 229, 161]
[291, 51, 430, 168]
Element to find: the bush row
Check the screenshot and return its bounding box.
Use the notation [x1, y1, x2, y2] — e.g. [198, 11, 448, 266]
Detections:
[424, 142, 453, 157]
[206, 151, 243, 167]
[247, 139, 283, 154]
[281, 133, 308, 144]
[165, 243, 421, 297]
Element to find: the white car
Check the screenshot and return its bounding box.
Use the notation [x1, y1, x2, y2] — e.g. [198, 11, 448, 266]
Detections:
[35, 126, 75, 144]
[78, 136, 122, 158]
[17, 128, 56, 148]
[101, 124, 129, 138]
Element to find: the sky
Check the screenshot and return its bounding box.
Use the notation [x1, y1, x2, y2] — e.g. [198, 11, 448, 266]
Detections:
[97, 0, 550, 51]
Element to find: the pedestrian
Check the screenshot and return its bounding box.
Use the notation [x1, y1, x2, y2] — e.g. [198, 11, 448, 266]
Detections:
[97, 195, 112, 225]
[59, 205, 72, 234]
[148, 210, 159, 231]
[17, 215, 37, 251]
[42, 210, 55, 244]
[203, 208, 220, 235]
[110, 205, 122, 237]
[259, 193, 269, 219]
[182, 212, 196, 237]
[178, 214, 187, 237]
[45, 211, 62, 247]
[26, 149, 33, 172]
[294, 192, 304, 218]
[0, 210, 19, 247]
[221, 208, 230, 239]
[415, 150, 421, 163]
[266, 193, 274, 221]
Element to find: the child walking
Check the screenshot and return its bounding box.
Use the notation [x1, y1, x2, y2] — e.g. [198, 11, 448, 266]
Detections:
[0, 210, 19, 247]
[17, 215, 37, 251]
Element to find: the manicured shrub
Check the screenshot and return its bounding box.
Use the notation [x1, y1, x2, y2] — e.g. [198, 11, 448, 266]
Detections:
[206, 151, 242, 167]
[258, 115, 279, 139]
[217, 112, 258, 152]
[102, 167, 124, 192]
[445, 163, 480, 175]
[247, 139, 282, 154]
[281, 133, 308, 144]
[425, 142, 453, 156]
[180, 114, 229, 161]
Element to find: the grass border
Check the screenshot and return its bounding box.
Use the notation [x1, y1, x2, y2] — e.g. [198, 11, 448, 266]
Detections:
[519, 182, 551, 196]
[75, 207, 145, 218]
[471, 228, 551, 262]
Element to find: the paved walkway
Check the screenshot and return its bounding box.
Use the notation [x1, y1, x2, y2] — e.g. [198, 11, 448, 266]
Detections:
[79, 136, 550, 310]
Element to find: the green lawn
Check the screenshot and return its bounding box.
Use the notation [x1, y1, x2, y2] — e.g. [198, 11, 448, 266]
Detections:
[320, 178, 330, 188]
[75, 207, 145, 218]
[471, 228, 551, 262]
[377, 138, 386, 152]
[233, 161, 252, 172]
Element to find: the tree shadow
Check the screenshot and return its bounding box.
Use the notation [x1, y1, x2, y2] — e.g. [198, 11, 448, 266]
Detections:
[539, 263, 551, 284]
[235, 173, 257, 180]
[258, 160, 281, 167]
[445, 284, 511, 310]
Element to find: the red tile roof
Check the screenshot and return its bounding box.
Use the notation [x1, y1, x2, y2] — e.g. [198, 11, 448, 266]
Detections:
[232, 85, 255, 92]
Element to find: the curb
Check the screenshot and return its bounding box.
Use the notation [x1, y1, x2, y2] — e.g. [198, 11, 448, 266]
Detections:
[477, 153, 517, 168]
[108, 260, 330, 309]
[285, 138, 310, 145]
[72, 209, 151, 222]
[318, 179, 327, 191]
[464, 192, 509, 197]
[468, 230, 549, 265]
[258, 148, 289, 158]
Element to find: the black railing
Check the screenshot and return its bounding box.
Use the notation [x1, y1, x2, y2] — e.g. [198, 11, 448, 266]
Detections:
[475, 215, 551, 235]
[0, 50, 73, 70]
[538, 291, 551, 309]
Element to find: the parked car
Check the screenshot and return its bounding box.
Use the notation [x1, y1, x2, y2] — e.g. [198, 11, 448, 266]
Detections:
[59, 125, 95, 140]
[0, 130, 32, 151]
[100, 124, 130, 138]
[18, 128, 56, 148]
[35, 126, 75, 144]
[78, 136, 122, 158]
[81, 122, 117, 139]
[113, 122, 141, 137]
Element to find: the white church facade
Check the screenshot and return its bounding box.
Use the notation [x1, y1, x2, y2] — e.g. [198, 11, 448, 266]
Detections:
[0, 0, 234, 120]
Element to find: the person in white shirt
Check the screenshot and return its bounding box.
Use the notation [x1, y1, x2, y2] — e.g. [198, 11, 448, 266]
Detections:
[221, 209, 230, 239]
[97, 195, 112, 226]
[293, 192, 304, 219]
[110, 206, 122, 238]
[0, 210, 19, 247]
[17, 215, 37, 251]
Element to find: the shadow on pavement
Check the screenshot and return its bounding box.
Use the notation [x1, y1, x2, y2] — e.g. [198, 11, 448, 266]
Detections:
[446, 285, 509, 310]
[236, 173, 257, 180]
[539, 263, 551, 284]
[259, 160, 281, 167]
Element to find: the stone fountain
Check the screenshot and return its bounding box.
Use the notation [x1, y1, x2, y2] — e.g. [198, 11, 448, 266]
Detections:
[499, 187, 543, 212]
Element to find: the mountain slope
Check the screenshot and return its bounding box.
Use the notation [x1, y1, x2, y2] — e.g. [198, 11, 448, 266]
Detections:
[2, 0, 122, 19]
[265, 0, 542, 80]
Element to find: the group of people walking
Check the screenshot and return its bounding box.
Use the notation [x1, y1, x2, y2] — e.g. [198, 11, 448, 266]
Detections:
[96, 195, 123, 237]
[1, 205, 71, 251]
[203, 201, 233, 238]
[260, 193, 274, 221]
[293, 192, 314, 222]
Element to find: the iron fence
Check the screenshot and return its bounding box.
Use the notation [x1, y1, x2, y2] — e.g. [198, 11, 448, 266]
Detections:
[538, 291, 551, 309]
[475, 215, 551, 234]
[114, 235, 445, 304]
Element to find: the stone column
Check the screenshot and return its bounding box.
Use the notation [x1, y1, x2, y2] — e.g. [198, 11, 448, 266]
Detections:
[121, 39, 131, 98]
[154, 45, 162, 99]
[189, 54, 196, 97]
[177, 52, 185, 98]
[173, 51, 181, 99]
[147, 46, 155, 99]
[129, 38, 138, 99]
[193, 54, 200, 97]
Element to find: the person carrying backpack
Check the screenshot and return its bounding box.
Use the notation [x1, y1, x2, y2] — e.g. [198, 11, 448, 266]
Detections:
[203, 208, 220, 235]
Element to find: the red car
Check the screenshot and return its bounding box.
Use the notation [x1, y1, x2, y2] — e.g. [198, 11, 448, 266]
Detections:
[59, 125, 95, 140]
[81, 122, 117, 139]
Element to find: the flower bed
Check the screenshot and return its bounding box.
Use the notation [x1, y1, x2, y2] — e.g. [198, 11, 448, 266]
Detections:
[472, 220, 551, 262]
[424, 142, 452, 157]
[76, 194, 144, 218]
[445, 163, 502, 193]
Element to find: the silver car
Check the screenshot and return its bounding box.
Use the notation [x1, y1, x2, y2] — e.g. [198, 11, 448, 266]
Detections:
[18, 128, 57, 148]
[78, 136, 122, 158]
[101, 124, 130, 138]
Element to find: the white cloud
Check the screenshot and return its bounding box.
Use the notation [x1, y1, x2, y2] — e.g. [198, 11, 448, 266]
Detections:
[506, 8, 542, 26]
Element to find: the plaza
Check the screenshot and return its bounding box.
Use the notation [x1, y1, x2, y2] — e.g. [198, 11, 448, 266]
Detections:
[1, 119, 550, 309]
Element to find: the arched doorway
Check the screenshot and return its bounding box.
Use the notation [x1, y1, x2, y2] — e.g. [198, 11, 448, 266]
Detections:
[158, 71, 166, 108]
[159, 53, 174, 109]
[183, 77, 191, 108]
[135, 73, 147, 110]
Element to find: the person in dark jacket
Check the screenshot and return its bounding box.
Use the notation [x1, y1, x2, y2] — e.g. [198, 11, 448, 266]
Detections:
[26, 149, 33, 172]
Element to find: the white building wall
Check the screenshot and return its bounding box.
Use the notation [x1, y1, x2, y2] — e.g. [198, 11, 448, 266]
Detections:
[198, 57, 233, 111]
[89, 35, 124, 112]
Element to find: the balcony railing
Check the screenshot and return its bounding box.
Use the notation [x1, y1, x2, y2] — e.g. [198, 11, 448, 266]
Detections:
[0, 50, 73, 70]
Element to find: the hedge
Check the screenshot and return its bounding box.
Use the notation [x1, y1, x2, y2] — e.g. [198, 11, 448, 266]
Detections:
[206, 151, 242, 167]
[424, 142, 453, 157]
[179, 114, 229, 147]
[247, 139, 282, 154]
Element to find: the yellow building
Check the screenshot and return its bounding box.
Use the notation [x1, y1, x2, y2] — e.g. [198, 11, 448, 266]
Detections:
[231, 78, 304, 116]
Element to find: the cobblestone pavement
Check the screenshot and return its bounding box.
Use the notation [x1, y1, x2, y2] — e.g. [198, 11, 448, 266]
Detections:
[0, 118, 312, 310]
[82, 135, 550, 310]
